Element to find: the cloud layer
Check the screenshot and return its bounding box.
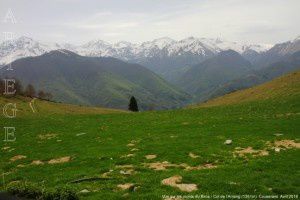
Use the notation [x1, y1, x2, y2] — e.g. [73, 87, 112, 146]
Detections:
[0, 0, 299, 44]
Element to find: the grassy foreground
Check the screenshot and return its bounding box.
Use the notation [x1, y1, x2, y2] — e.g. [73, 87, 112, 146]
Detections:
[0, 72, 299, 199]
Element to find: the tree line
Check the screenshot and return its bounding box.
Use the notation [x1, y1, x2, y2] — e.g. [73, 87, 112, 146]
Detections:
[1, 78, 142, 111]
[0, 79, 53, 100]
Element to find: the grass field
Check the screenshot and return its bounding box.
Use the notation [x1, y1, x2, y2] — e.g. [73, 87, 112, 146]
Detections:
[0, 72, 299, 199]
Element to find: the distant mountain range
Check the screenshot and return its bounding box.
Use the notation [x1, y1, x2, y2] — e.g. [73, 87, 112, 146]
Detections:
[253, 36, 300, 68]
[178, 49, 300, 103]
[0, 35, 299, 110]
[0, 36, 271, 70]
[0, 50, 189, 110]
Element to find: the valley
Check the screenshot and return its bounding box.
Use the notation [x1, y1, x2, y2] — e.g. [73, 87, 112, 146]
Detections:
[0, 50, 190, 110]
[1, 35, 299, 110]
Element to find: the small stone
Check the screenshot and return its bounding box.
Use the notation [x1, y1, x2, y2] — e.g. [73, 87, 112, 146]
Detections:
[224, 140, 232, 145]
[133, 186, 140, 192]
[189, 152, 199, 158]
[121, 154, 135, 158]
[76, 133, 86, 136]
[79, 189, 90, 193]
[120, 169, 135, 175]
[275, 147, 280, 152]
[145, 154, 157, 159]
[131, 148, 139, 151]
[2, 146, 10, 150]
[117, 183, 134, 190]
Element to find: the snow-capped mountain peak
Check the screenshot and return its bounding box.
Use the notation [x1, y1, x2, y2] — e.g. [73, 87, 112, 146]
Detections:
[0, 36, 50, 65]
[293, 35, 300, 42]
[81, 39, 110, 49]
[113, 41, 134, 49]
[150, 37, 175, 49]
[0, 36, 274, 65]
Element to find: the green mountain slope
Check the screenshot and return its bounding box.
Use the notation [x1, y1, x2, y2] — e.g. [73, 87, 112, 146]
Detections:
[0, 50, 190, 110]
[176, 50, 253, 101]
[196, 70, 300, 107]
[0, 96, 125, 116]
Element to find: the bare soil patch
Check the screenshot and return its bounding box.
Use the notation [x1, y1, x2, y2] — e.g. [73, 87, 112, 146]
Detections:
[117, 183, 134, 190]
[161, 175, 198, 192]
[273, 139, 300, 149]
[184, 163, 217, 171]
[38, 133, 57, 140]
[10, 155, 26, 162]
[116, 164, 134, 169]
[101, 170, 113, 178]
[163, 198, 183, 200]
[144, 161, 217, 171]
[234, 140, 299, 158]
[120, 169, 135, 175]
[31, 160, 44, 165]
[121, 154, 135, 158]
[144, 161, 179, 171]
[234, 147, 269, 157]
[116, 164, 136, 175]
[48, 156, 71, 164]
[2, 146, 10, 151]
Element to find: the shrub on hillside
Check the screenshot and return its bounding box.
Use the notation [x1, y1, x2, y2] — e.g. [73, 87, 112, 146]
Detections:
[7, 181, 78, 200]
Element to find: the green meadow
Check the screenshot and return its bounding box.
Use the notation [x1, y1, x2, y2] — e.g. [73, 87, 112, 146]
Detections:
[0, 72, 299, 199]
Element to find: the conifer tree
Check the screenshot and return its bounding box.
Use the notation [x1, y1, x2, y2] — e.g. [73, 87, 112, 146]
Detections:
[128, 96, 139, 112]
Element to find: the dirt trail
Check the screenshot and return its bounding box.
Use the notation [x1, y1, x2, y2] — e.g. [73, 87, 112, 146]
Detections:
[29, 98, 37, 113]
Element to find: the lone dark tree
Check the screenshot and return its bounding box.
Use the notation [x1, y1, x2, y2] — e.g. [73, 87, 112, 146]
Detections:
[128, 96, 139, 112]
[24, 84, 36, 98]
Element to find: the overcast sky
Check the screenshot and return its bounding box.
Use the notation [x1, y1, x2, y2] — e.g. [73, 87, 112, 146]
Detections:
[0, 0, 299, 45]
